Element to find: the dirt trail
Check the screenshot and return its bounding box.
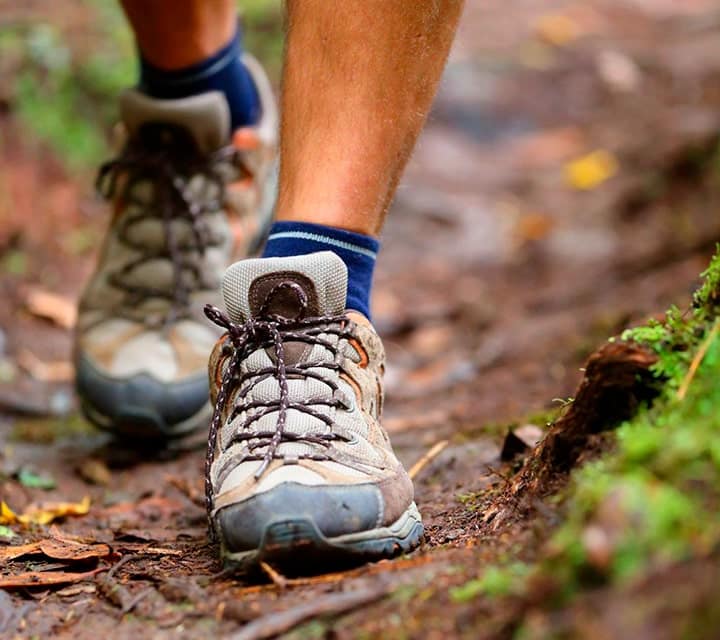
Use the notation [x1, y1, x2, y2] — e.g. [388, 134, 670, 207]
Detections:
[2, 1, 720, 638]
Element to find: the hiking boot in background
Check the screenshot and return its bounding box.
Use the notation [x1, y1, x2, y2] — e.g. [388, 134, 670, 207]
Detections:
[204, 251, 423, 571]
[75, 56, 278, 441]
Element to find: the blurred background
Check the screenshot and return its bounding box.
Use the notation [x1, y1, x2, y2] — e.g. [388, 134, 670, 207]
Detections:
[2, 0, 720, 429]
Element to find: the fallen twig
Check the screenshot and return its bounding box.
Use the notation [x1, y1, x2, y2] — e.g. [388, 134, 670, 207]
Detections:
[259, 561, 288, 589]
[408, 440, 449, 480]
[677, 319, 719, 401]
[121, 587, 153, 615]
[226, 554, 436, 597]
[16, 348, 73, 383]
[106, 554, 138, 580]
[230, 586, 388, 640]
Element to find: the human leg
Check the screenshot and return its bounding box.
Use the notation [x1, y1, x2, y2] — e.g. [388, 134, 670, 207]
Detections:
[276, 0, 464, 234]
[207, 0, 463, 570]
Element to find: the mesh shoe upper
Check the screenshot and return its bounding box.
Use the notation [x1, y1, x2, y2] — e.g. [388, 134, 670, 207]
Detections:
[205, 252, 415, 548]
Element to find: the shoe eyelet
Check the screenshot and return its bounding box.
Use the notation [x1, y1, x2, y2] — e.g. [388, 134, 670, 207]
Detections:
[344, 433, 359, 446]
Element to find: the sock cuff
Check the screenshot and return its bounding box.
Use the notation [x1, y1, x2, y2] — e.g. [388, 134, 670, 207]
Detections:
[265, 221, 380, 260]
[262, 221, 379, 319]
[140, 30, 241, 90]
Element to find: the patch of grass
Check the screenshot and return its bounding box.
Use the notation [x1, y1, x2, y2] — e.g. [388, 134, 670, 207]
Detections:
[451, 563, 531, 602]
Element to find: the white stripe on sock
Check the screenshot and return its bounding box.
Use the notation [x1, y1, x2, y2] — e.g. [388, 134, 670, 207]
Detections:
[266, 231, 378, 260]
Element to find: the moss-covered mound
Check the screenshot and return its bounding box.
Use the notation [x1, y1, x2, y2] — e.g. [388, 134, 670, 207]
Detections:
[458, 248, 720, 635]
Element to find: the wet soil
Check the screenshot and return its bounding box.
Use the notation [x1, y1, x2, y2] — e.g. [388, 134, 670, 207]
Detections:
[2, 1, 720, 638]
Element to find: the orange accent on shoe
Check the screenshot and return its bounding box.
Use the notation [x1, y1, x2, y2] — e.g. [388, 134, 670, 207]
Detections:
[233, 127, 260, 151]
[347, 338, 369, 368]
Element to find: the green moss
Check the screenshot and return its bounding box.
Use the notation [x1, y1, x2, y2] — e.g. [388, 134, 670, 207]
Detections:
[460, 248, 720, 616]
[534, 247, 720, 598]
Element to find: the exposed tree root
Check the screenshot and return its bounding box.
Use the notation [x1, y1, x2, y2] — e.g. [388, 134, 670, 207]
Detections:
[483, 341, 659, 531]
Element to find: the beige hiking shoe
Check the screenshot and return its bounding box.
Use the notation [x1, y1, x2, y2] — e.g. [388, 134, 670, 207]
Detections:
[75, 56, 278, 440]
[204, 251, 423, 571]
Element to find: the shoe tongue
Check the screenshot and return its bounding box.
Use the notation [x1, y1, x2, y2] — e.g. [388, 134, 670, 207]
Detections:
[119, 89, 231, 154]
[222, 252, 348, 323]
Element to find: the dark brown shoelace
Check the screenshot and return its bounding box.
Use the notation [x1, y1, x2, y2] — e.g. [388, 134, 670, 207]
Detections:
[203, 282, 356, 528]
[96, 124, 245, 328]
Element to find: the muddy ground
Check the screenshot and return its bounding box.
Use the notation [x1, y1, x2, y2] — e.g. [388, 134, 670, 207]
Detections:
[2, 1, 720, 638]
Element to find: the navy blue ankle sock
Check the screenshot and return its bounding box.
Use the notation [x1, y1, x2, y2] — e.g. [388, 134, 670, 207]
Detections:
[261, 222, 380, 319]
[139, 29, 261, 129]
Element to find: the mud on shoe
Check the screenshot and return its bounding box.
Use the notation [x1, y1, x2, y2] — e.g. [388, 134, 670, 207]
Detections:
[204, 251, 423, 572]
[75, 56, 278, 441]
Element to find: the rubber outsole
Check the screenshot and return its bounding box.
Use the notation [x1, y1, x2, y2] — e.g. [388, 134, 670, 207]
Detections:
[80, 397, 211, 443]
[219, 502, 424, 574]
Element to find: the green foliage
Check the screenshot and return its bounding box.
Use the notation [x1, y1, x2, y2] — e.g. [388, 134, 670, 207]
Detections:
[17, 467, 56, 490]
[2, 250, 29, 276]
[3, 7, 134, 170]
[450, 563, 530, 602]
[0, 525, 18, 540]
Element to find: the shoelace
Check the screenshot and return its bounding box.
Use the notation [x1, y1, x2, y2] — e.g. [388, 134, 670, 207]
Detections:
[96, 124, 248, 328]
[203, 282, 356, 526]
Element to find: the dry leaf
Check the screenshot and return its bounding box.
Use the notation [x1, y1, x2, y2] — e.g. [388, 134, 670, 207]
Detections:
[535, 14, 579, 47]
[56, 583, 97, 597]
[0, 538, 110, 562]
[0, 567, 103, 589]
[565, 150, 618, 190]
[511, 126, 585, 169]
[24, 288, 77, 330]
[40, 539, 111, 561]
[0, 502, 16, 525]
[16, 348, 74, 383]
[0, 496, 91, 526]
[0, 542, 41, 561]
[513, 212, 554, 243]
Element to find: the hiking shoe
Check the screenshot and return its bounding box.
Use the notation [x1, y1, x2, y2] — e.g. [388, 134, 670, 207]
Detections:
[204, 251, 423, 571]
[75, 55, 278, 440]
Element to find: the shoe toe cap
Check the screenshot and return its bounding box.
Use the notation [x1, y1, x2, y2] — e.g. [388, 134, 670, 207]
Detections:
[75, 354, 210, 438]
[215, 482, 383, 553]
